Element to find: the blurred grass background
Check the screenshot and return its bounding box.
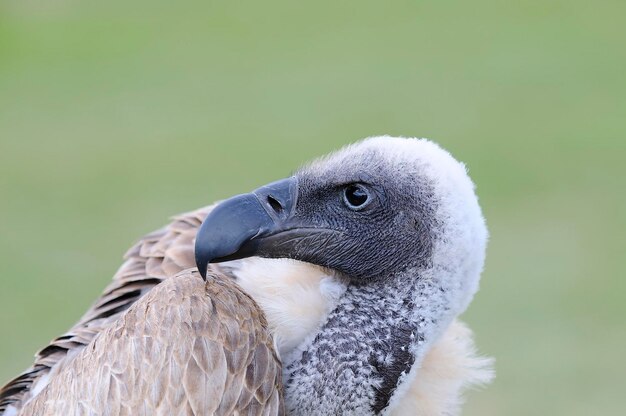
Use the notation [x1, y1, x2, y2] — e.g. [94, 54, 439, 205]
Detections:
[0, 1, 624, 414]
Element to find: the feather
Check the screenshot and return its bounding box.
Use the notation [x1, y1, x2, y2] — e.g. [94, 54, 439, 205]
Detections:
[18, 271, 284, 416]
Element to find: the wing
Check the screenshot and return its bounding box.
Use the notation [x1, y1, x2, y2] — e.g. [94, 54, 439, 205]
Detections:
[19, 270, 284, 416]
[0, 206, 215, 413]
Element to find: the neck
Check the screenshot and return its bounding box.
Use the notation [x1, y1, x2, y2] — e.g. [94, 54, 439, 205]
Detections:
[283, 265, 457, 415]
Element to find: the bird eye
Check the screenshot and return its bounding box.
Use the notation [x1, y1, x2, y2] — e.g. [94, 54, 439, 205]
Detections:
[342, 184, 371, 210]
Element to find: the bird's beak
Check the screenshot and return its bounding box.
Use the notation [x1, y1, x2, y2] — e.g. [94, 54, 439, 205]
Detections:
[194, 177, 299, 279]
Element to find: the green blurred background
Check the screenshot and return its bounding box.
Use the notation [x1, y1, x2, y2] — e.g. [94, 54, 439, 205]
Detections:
[1, 1, 624, 414]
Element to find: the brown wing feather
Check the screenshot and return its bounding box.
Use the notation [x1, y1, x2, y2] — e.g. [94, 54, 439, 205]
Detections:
[19, 271, 284, 416]
[0, 206, 215, 413]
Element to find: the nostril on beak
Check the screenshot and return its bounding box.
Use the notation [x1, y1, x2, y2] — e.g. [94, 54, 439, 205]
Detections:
[266, 195, 283, 215]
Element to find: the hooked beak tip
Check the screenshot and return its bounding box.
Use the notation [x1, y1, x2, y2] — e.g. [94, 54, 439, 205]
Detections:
[196, 253, 208, 280]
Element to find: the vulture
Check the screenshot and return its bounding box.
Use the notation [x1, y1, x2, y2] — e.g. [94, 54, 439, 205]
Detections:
[0, 136, 493, 415]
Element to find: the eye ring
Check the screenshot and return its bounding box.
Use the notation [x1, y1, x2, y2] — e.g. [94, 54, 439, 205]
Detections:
[342, 184, 372, 210]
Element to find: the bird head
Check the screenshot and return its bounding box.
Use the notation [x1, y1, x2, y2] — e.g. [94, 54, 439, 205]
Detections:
[195, 136, 486, 315]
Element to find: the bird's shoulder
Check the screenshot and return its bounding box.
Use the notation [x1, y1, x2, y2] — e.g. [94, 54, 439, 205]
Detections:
[19, 271, 283, 415]
[0, 205, 214, 413]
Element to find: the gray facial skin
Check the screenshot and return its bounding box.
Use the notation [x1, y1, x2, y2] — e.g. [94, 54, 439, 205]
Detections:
[195, 137, 487, 415]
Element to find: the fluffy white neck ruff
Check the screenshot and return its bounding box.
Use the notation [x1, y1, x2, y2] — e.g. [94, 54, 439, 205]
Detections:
[217, 258, 347, 359]
[227, 257, 493, 416]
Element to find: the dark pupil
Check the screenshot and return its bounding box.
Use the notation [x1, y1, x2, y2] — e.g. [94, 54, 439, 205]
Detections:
[346, 185, 368, 207]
